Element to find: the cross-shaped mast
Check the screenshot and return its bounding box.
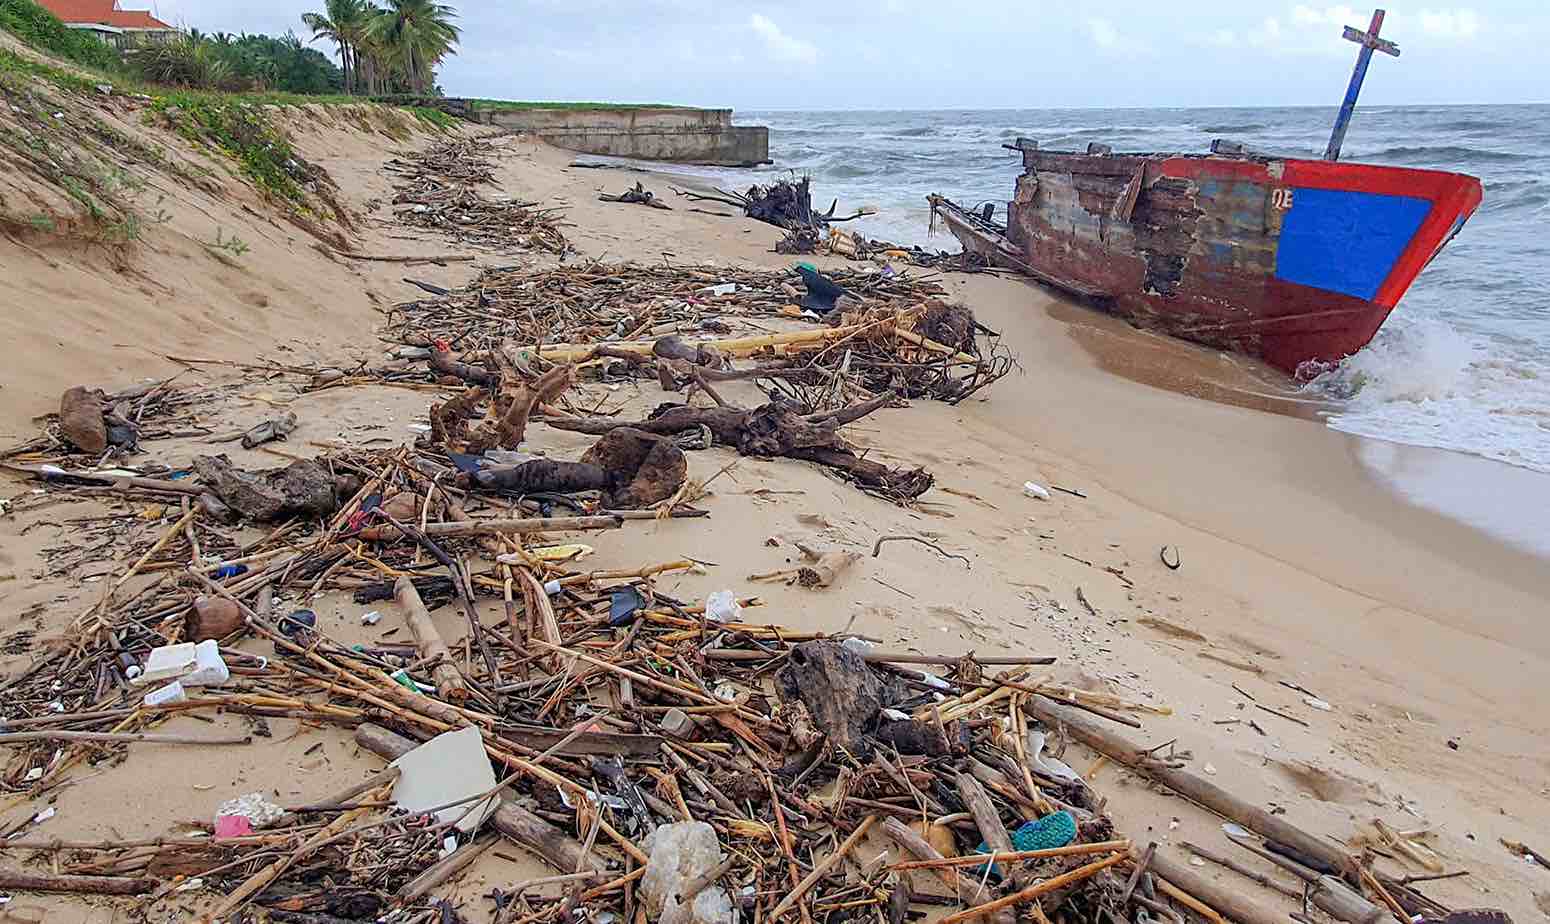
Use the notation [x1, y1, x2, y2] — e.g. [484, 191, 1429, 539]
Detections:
[1324, 9, 1401, 162]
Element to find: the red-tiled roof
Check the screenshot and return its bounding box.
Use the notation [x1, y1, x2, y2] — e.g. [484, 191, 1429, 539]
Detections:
[104, 9, 173, 29]
[36, 0, 174, 30]
[36, 0, 116, 21]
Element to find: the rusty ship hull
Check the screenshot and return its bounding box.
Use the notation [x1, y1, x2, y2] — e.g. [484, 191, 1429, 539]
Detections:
[933, 147, 1482, 376]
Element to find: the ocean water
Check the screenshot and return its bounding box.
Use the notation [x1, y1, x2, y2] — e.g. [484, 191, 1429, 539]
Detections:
[670, 105, 1550, 474]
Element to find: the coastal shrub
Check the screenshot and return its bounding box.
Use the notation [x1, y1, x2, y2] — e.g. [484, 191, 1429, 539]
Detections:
[153, 93, 315, 205]
[0, 0, 120, 71]
[127, 35, 238, 90]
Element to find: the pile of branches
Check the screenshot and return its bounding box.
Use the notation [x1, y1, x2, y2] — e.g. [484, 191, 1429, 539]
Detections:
[675, 174, 871, 231]
[777, 226, 999, 272]
[0, 370, 1490, 924]
[383, 262, 949, 350]
[388, 138, 569, 254]
[375, 262, 1014, 411]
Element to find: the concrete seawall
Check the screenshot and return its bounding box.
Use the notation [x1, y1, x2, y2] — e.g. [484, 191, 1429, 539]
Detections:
[481, 107, 769, 168]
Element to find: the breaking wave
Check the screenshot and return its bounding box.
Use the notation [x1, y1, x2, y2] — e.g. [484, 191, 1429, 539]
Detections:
[1304, 318, 1550, 474]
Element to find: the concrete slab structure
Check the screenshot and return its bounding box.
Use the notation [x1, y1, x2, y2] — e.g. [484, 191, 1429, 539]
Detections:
[482, 107, 770, 168]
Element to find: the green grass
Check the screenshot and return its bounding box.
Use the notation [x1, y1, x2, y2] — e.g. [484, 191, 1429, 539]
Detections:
[0, 12, 462, 240]
[150, 91, 319, 205]
[0, 0, 119, 72]
[409, 106, 458, 130]
[469, 99, 686, 111]
[0, 45, 100, 92]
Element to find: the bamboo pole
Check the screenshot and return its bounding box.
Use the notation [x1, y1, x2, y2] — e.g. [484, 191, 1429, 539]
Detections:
[0, 730, 250, 746]
[423, 516, 623, 537]
[534, 319, 978, 366]
[889, 839, 1133, 871]
[395, 575, 469, 701]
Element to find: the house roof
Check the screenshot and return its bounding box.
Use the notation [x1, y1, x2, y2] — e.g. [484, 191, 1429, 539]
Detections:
[104, 9, 174, 29]
[37, 0, 174, 30]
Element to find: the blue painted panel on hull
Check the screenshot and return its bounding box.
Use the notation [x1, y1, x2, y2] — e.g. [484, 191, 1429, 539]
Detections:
[1274, 187, 1431, 301]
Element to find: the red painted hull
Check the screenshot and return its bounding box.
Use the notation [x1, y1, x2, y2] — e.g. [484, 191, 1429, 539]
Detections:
[934, 148, 1483, 376]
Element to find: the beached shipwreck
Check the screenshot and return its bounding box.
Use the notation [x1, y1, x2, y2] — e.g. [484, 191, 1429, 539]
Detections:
[931, 141, 1481, 376]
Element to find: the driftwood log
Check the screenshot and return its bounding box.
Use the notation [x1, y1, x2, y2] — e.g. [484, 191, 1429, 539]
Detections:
[549, 394, 932, 500]
[431, 364, 576, 454]
[461, 428, 688, 510]
[673, 176, 869, 231]
[599, 182, 671, 210]
[0, 869, 156, 895]
[1021, 696, 1350, 872]
[428, 345, 499, 386]
[775, 640, 903, 756]
[193, 455, 341, 522]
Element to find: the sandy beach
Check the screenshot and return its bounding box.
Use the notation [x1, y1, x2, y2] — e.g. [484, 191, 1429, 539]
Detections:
[2, 106, 1547, 924]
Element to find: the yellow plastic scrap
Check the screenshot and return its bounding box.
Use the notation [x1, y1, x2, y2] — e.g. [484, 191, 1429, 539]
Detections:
[528, 543, 594, 563]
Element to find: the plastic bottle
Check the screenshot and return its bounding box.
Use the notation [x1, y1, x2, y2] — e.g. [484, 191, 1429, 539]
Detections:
[1023, 481, 1051, 500]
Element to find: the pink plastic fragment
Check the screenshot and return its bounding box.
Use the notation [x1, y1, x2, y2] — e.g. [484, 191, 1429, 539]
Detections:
[214, 814, 253, 839]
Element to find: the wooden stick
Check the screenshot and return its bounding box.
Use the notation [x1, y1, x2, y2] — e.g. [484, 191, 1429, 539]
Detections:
[0, 730, 250, 746]
[1021, 696, 1353, 872]
[116, 508, 197, 589]
[1142, 848, 1329, 924]
[864, 652, 1057, 667]
[395, 576, 469, 701]
[769, 815, 877, 920]
[0, 463, 204, 496]
[940, 851, 1127, 923]
[881, 817, 1014, 924]
[423, 516, 623, 537]
[957, 773, 1013, 854]
[1179, 841, 1302, 899]
[0, 869, 157, 894]
[536, 641, 717, 706]
[398, 833, 498, 902]
[1153, 875, 1227, 924]
[889, 840, 1133, 871]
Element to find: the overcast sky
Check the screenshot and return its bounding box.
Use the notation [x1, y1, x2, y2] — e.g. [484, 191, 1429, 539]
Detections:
[138, 1, 1543, 110]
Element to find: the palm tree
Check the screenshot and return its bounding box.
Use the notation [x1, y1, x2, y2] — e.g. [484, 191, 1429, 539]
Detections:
[353, 4, 387, 95]
[368, 0, 459, 95]
[302, 0, 368, 93]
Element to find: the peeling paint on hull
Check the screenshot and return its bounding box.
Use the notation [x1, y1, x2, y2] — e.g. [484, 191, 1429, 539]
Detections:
[944, 149, 1483, 376]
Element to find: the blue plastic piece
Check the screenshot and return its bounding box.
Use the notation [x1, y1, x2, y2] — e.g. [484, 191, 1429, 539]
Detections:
[970, 811, 1079, 879]
[609, 586, 646, 627]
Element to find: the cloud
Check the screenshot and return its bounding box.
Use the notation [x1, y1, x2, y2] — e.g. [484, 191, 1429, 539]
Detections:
[1087, 18, 1120, 48]
[1418, 9, 1481, 39]
[1291, 5, 1362, 28]
[1086, 17, 1148, 55]
[749, 13, 817, 65]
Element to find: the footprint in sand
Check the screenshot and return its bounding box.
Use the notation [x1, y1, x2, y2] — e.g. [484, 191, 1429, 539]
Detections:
[1137, 615, 1208, 643]
[1260, 756, 1379, 805]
